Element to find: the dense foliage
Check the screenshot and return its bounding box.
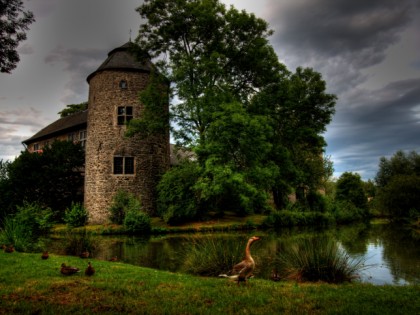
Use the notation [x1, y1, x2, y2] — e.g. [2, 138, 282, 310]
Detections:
[0, 202, 54, 252]
[58, 101, 88, 117]
[335, 172, 368, 212]
[0, 141, 84, 222]
[64, 202, 88, 228]
[0, 0, 35, 73]
[133, 0, 336, 221]
[157, 161, 203, 224]
[375, 151, 420, 221]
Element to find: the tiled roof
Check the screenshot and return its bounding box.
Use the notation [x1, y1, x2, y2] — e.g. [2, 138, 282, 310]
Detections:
[22, 110, 87, 145]
[86, 42, 155, 82]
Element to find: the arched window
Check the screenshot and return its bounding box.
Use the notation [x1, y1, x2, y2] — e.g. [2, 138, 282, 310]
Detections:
[119, 80, 128, 89]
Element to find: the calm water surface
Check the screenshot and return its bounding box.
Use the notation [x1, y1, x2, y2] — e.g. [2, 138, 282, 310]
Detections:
[48, 221, 420, 285]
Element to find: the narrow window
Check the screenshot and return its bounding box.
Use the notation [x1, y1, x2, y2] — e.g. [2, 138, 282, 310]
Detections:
[117, 106, 133, 125]
[68, 132, 76, 141]
[79, 130, 87, 148]
[33, 143, 39, 151]
[113, 156, 134, 175]
[119, 80, 128, 89]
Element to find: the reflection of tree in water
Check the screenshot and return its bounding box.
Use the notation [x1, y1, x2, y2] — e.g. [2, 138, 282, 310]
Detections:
[334, 223, 370, 255]
[371, 224, 420, 284]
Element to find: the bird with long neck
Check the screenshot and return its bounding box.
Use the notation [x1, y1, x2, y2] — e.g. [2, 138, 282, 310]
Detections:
[219, 236, 261, 285]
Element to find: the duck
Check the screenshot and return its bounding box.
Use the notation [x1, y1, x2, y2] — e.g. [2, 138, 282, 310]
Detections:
[108, 256, 118, 262]
[79, 249, 90, 259]
[41, 251, 49, 260]
[60, 263, 80, 275]
[4, 245, 14, 253]
[270, 269, 281, 282]
[85, 261, 95, 276]
[219, 236, 261, 285]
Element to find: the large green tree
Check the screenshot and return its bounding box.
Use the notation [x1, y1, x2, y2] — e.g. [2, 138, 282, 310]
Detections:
[1, 141, 84, 221]
[251, 67, 336, 208]
[136, 0, 286, 149]
[134, 0, 336, 216]
[0, 0, 35, 73]
[375, 150, 420, 220]
[335, 172, 368, 211]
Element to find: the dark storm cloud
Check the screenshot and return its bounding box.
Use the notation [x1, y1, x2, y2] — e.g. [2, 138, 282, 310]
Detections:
[267, 0, 417, 92]
[326, 77, 420, 178]
[44, 46, 105, 103]
[0, 107, 45, 128]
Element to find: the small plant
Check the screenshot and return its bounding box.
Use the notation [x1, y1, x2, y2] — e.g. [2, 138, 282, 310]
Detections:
[109, 190, 140, 224]
[124, 210, 151, 234]
[64, 202, 88, 227]
[275, 237, 366, 283]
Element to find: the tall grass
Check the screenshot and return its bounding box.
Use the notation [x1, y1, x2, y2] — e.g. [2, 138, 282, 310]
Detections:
[63, 228, 98, 257]
[182, 236, 245, 276]
[0, 216, 33, 252]
[275, 237, 366, 283]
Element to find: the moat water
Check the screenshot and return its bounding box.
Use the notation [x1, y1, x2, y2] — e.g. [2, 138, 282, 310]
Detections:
[47, 221, 420, 285]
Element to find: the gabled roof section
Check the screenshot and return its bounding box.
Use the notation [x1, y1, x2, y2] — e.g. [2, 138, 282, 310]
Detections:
[86, 42, 155, 83]
[22, 110, 88, 145]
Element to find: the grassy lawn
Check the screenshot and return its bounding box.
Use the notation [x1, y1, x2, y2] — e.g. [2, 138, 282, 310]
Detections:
[1, 251, 419, 314]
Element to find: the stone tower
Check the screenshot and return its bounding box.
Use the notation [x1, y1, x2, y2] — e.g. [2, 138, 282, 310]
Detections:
[85, 42, 169, 224]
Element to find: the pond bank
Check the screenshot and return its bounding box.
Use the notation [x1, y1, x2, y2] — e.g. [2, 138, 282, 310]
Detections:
[52, 213, 269, 235]
[0, 252, 419, 315]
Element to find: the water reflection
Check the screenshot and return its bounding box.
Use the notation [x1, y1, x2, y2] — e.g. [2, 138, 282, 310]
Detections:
[47, 222, 420, 285]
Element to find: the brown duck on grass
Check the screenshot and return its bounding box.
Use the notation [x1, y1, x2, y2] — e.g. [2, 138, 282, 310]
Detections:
[108, 256, 118, 262]
[219, 236, 261, 285]
[4, 245, 14, 253]
[60, 263, 81, 275]
[80, 250, 90, 259]
[85, 262, 95, 276]
[41, 251, 49, 260]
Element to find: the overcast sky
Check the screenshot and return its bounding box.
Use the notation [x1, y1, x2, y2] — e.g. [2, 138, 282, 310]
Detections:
[1, 0, 419, 180]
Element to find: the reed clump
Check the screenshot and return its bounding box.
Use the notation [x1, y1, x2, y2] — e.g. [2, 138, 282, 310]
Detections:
[275, 237, 366, 283]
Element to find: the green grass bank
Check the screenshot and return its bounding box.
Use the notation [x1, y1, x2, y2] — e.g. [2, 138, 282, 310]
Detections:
[0, 251, 419, 314]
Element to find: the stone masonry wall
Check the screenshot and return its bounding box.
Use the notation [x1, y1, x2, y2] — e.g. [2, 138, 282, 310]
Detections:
[85, 70, 169, 224]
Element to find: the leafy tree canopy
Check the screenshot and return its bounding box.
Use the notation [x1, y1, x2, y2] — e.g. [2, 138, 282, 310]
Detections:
[0, 0, 35, 73]
[375, 150, 420, 220]
[375, 150, 420, 188]
[0, 141, 84, 221]
[335, 172, 368, 211]
[136, 0, 286, 146]
[58, 101, 88, 117]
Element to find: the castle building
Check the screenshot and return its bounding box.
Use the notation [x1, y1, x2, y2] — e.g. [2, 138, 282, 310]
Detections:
[23, 42, 171, 224]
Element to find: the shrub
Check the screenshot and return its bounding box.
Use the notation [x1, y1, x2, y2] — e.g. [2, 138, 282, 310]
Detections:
[275, 237, 366, 283]
[332, 200, 367, 224]
[0, 202, 54, 252]
[124, 210, 151, 234]
[157, 162, 203, 225]
[64, 202, 88, 227]
[0, 216, 32, 252]
[109, 190, 141, 224]
[13, 202, 54, 236]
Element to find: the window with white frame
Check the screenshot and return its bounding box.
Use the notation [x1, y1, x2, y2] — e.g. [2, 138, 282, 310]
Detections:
[79, 130, 87, 148]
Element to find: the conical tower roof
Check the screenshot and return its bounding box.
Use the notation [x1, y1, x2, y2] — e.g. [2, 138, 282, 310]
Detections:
[86, 42, 154, 83]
